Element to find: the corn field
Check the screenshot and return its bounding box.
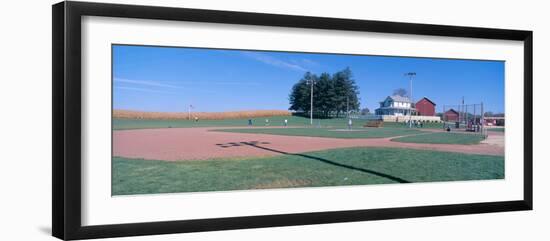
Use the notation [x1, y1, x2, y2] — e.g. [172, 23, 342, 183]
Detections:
[113, 109, 292, 120]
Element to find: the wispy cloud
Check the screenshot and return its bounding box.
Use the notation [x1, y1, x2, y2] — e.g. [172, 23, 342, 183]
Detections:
[171, 80, 261, 86]
[114, 86, 177, 94]
[298, 58, 320, 67]
[241, 52, 308, 72]
[114, 78, 182, 89]
[115, 77, 261, 88]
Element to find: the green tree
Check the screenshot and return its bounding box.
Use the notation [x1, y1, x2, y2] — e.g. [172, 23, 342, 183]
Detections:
[331, 68, 360, 117]
[289, 72, 317, 113]
[289, 68, 360, 118]
[314, 72, 335, 117]
[393, 88, 408, 97]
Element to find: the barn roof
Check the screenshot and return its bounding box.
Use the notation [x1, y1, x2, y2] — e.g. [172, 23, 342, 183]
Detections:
[445, 108, 459, 114]
[417, 97, 436, 106]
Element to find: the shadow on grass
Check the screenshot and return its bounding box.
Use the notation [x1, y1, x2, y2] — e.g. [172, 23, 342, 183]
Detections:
[239, 141, 410, 184]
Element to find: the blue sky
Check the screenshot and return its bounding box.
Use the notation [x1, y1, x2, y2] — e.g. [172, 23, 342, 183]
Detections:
[113, 45, 505, 113]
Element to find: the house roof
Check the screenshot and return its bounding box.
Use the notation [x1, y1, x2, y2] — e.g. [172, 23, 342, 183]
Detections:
[381, 95, 412, 103]
[376, 107, 416, 110]
[417, 97, 436, 106]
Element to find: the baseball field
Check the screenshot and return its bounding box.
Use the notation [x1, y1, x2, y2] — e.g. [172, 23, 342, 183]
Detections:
[112, 111, 504, 195]
[111, 45, 506, 196]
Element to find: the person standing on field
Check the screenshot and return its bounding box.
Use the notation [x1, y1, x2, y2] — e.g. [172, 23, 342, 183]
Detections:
[348, 118, 353, 130]
[284, 119, 288, 127]
[265, 119, 269, 126]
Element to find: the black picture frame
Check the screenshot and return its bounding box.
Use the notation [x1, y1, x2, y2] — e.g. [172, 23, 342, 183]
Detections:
[52, 1, 533, 240]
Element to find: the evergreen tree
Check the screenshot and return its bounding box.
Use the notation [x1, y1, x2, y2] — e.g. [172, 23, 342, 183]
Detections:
[289, 68, 360, 118]
[289, 72, 317, 113]
[314, 72, 335, 117]
[331, 68, 360, 117]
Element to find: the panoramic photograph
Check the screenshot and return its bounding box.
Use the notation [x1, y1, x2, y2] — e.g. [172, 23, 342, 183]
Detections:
[111, 44, 505, 196]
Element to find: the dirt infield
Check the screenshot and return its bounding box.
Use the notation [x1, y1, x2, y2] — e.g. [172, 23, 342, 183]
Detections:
[113, 127, 504, 161]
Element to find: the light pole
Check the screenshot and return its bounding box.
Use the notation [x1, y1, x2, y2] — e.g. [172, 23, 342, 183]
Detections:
[309, 78, 315, 125]
[188, 104, 193, 120]
[346, 94, 349, 119]
[405, 72, 416, 128]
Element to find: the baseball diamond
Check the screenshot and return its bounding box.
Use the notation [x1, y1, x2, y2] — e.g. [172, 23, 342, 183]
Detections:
[111, 44, 505, 195]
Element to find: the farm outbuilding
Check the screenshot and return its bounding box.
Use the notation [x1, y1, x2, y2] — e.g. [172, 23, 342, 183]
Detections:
[484, 116, 505, 126]
[444, 109, 459, 121]
[415, 97, 436, 116]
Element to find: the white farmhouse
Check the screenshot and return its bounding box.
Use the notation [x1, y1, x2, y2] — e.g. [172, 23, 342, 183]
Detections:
[375, 95, 416, 116]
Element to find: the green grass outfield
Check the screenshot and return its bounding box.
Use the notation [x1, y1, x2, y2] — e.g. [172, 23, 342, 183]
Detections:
[487, 127, 505, 132]
[213, 127, 422, 139]
[391, 132, 485, 145]
[113, 115, 343, 130]
[112, 147, 504, 195]
[113, 115, 445, 130]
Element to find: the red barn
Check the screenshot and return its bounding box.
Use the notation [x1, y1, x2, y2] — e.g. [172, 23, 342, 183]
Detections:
[444, 109, 459, 121]
[415, 97, 436, 116]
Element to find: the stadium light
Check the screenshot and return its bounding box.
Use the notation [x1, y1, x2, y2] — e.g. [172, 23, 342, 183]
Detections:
[188, 104, 194, 120]
[405, 72, 416, 128]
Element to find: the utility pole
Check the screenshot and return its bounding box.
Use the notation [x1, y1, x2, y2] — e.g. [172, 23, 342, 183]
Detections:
[461, 96, 465, 124]
[309, 78, 315, 125]
[346, 95, 349, 118]
[480, 102, 485, 136]
[405, 72, 416, 128]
